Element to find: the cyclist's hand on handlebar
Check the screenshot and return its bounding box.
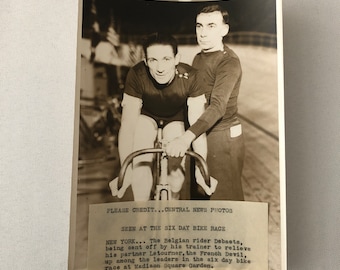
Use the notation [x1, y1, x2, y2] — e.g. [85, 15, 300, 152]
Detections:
[195, 168, 218, 196]
[109, 176, 131, 198]
[109, 177, 119, 196]
[165, 137, 191, 157]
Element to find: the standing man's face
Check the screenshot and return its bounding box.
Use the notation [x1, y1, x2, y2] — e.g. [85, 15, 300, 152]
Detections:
[145, 44, 179, 84]
[196, 11, 229, 52]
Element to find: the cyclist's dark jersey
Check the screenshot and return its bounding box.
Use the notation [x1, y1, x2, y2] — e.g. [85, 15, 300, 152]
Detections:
[124, 62, 205, 126]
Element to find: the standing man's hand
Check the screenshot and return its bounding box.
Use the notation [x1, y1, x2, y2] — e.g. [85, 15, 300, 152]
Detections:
[165, 137, 189, 157]
[165, 131, 195, 157]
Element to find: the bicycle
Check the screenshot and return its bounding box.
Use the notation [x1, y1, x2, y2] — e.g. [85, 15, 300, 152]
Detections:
[114, 121, 212, 201]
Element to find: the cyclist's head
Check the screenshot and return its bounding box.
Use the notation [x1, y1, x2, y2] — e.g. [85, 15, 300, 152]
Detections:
[143, 33, 180, 85]
[143, 33, 178, 58]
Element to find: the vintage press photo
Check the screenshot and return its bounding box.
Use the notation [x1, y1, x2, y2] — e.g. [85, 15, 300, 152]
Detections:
[69, 0, 285, 269]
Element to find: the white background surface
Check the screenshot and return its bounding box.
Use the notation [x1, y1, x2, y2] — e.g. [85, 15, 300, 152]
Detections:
[0, 0, 339, 269]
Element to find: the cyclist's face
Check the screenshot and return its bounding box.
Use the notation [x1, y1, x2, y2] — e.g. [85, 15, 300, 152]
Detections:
[145, 44, 179, 84]
[196, 11, 229, 52]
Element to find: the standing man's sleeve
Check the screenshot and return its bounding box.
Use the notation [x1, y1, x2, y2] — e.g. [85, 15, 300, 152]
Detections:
[188, 57, 242, 137]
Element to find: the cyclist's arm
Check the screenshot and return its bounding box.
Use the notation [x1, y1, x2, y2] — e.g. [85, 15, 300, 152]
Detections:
[118, 93, 142, 163]
[165, 94, 206, 157]
[109, 93, 141, 198]
[187, 95, 207, 160]
[165, 95, 216, 195]
[188, 95, 217, 195]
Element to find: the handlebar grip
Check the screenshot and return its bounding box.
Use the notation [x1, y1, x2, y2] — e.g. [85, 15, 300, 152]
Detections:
[184, 150, 210, 187]
[117, 149, 210, 190]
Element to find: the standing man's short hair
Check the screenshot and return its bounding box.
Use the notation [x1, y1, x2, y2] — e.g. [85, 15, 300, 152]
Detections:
[197, 4, 229, 24]
[142, 33, 178, 58]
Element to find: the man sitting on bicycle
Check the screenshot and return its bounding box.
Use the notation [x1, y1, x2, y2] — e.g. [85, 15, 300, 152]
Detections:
[109, 33, 216, 201]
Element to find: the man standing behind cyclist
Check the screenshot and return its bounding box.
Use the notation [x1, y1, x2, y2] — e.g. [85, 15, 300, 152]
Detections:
[109, 33, 216, 201]
[166, 4, 245, 201]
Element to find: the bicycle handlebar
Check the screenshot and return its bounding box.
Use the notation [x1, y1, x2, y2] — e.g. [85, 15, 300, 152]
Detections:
[117, 148, 210, 190]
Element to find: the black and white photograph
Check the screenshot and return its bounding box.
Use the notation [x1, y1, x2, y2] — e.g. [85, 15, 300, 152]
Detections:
[70, 0, 285, 269]
[4, 0, 340, 270]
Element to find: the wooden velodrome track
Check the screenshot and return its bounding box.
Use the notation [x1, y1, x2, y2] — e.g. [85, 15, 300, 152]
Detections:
[74, 44, 281, 270]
